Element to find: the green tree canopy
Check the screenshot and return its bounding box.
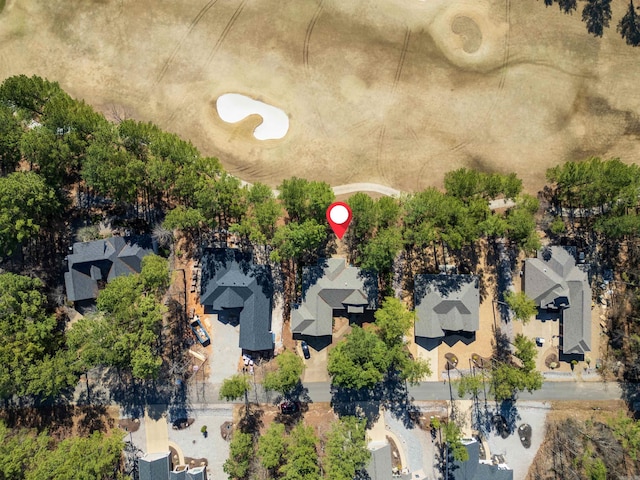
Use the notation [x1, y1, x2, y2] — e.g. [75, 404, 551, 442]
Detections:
[219, 374, 251, 402]
[163, 206, 206, 232]
[443, 421, 469, 462]
[0, 421, 125, 480]
[359, 227, 403, 273]
[0, 75, 62, 117]
[328, 326, 390, 389]
[270, 220, 327, 263]
[69, 273, 165, 379]
[0, 273, 76, 400]
[504, 291, 537, 324]
[324, 416, 370, 480]
[374, 297, 414, 348]
[346, 193, 378, 245]
[263, 350, 305, 395]
[257, 422, 286, 473]
[224, 431, 253, 480]
[140, 254, 170, 293]
[0, 171, 60, 256]
[491, 335, 542, 401]
[231, 182, 282, 244]
[374, 297, 431, 385]
[278, 177, 334, 223]
[0, 103, 22, 175]
[280, 424, 320, 480]
[456, 370, 485, 399]
[376, 196, 401, 229]
[26, 430, 125, 480]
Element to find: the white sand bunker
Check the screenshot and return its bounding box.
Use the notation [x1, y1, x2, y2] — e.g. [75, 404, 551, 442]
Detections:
[428, 3, 508, 72]
[216, 93, 289, 140]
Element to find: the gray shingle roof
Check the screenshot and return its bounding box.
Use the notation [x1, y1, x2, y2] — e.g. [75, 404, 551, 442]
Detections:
[414, 275, 480, 338]
[200, 249, 273, 352]
[186, 466, 207, 480]
[139, 452, 171, 480]
[291, 258, 378, 338]
[65, 236, 155, 302]
[365, 441, 393, 480]
[524, 247, 591, 355]
[169, 470, 187, 480]
[452, 440, 513, 480]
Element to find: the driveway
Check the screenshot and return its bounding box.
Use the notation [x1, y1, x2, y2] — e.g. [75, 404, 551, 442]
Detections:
[300, 342, 329, 383]
[144, 410, 169, 454]
[167, 405, 233, 479]
[205, 314, 241, 384]
[384, 410, 433, 476]
[485, 401, 550, 480]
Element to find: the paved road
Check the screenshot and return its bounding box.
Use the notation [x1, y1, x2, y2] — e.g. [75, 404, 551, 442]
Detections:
[238, 179, 518, 205]
[186, 380, 627, 406]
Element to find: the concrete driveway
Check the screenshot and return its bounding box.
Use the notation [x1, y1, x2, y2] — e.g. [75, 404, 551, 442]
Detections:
[144, 410, 169, 454]
[205, 314, 241, 384]
[486, 401, 550, 480]
[167, 405, 233, 480]
[300, 342, 329, 383]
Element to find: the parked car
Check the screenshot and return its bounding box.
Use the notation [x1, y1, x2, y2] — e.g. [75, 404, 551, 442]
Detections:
[190, 316, 211, 347]
[279, 401, 300, 415]
[301, 341, 311, 359]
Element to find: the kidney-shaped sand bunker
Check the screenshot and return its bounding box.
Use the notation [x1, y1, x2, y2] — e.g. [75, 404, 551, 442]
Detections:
[216, 93, 289, 141]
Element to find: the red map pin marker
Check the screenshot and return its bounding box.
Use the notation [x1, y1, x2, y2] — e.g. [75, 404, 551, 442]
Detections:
[326, 202, 352, 239]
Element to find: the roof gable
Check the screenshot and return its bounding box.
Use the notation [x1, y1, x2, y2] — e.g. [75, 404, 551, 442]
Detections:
[200, 249, 273, 351]
[414, 275, 479, 338]
[291, 258, 378, 337]
[524, 247, 591, 355]
[65, 236, 154, 303]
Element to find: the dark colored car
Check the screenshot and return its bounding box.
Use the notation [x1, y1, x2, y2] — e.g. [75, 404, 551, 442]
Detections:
[280, 401, 299, 414]
[301, 341, 310, 359]
[518, 424, 532, 448]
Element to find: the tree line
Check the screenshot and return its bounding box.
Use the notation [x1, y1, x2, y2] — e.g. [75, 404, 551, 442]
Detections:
[539, 0, 640, 46]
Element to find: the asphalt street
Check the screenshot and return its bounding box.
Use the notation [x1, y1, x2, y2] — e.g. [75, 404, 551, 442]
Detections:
[186, 380, 627, 406]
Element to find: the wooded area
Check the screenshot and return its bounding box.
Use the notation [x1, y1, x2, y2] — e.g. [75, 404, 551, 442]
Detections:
[3, 74, 640, 478]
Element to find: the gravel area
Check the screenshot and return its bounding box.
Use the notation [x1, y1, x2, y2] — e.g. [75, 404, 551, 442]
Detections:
[485, 401, 550, 480]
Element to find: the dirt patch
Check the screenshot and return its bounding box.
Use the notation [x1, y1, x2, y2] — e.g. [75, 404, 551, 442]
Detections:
[118, 417, 141, 433]
[547, 400, 627, 423]
[233, 402, 337, 438]
[386, 435, 403, 470]
[184, 457, 208, 468]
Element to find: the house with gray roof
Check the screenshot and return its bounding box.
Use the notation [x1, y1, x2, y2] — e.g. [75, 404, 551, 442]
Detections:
[200, 248, 274, 352]
[139, 452, 171, 480]
[185, 466, 207, 480]
[452, 440, 513, 480]
[291, 258, 377, 345]
[364, 440, 414, 480]
[524, 246, 591, 356]
[364, 441, 395, 480]
[64, 235, 155, 309]
[414, 274, 480, 344]
[170, 466, 188, 480]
